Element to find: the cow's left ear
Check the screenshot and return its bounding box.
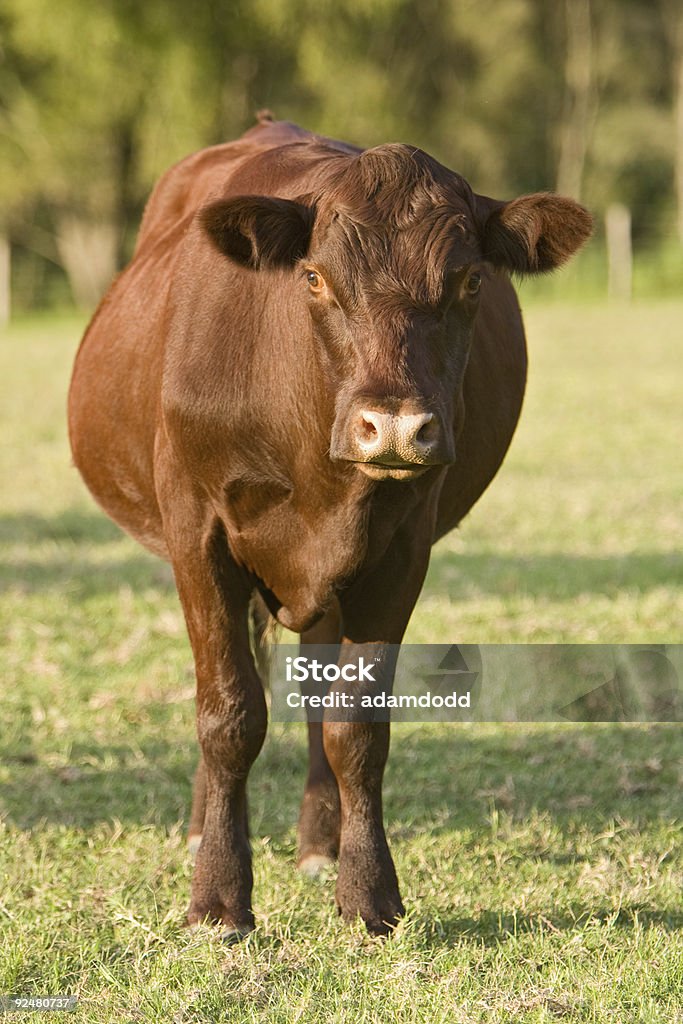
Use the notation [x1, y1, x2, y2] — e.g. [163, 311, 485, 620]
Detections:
[200, 195, 315, 269]
[476, 192, 593, 275]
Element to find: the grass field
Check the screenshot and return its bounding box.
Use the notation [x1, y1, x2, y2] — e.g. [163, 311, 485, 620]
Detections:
[0, 303, 681, 1022]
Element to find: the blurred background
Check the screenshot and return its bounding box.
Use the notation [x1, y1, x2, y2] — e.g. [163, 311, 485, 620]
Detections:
[1, 0, 682, 319]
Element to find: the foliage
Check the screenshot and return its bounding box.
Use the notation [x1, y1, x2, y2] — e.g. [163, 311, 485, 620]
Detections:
[0, 0, 681, 308]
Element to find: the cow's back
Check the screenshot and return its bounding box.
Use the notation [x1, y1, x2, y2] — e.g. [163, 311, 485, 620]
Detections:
[135, 118, 357, 257]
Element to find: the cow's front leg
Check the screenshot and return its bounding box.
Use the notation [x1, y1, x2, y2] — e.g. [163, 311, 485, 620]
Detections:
[190, 645, 266, 937]
[322, 507, 436, 934]
[162, 490, 267, 936]
[323, 649, 404, 935]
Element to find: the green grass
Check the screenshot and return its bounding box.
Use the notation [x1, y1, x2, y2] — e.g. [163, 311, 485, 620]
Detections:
[0, 305, 681, 1022]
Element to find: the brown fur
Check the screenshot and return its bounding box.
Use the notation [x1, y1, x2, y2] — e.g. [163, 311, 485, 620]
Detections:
[68, 117, 591, 936]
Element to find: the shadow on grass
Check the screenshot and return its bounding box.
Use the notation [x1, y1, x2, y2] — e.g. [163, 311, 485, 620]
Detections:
[0, 508, 174, 594]
[0, 509, 124, 546]
[415, 905, 683, 944]
[426, 548, 683, 600]
[1, 721, 680, 833]
[2, 510, 682, 601]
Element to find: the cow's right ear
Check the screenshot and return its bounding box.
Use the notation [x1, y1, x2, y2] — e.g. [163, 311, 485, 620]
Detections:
[199, 195, 315, 269]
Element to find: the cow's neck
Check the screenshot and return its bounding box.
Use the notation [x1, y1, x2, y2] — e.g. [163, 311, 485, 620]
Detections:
[216, 337, 430, 630]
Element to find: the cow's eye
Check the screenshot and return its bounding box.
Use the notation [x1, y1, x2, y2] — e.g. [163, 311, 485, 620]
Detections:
[465, 271, 482, 296]
[306, 270, 324, 292]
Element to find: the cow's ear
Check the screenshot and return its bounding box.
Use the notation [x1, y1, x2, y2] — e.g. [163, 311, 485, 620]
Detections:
[200, 195, 314, 269]
[476, 192, 593, 275]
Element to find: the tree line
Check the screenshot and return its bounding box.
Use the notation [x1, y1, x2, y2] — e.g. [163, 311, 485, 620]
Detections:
[1, 0, 681, 315]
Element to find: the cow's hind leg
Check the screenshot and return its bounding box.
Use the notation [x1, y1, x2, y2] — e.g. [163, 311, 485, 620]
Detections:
[297, 602, 342, 876]
[188, 756, 207, 861]
[297, 721, 341, 876]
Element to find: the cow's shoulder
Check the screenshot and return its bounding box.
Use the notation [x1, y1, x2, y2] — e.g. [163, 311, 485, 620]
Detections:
[135, 120, 358, 256]
[134, 141, 257, 255]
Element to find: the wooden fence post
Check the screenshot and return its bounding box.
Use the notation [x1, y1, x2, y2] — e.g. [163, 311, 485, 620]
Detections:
[605, 203, 632, 301]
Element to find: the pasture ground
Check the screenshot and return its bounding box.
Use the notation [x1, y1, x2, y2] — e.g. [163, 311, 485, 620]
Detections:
[0, 303, 681, 1022]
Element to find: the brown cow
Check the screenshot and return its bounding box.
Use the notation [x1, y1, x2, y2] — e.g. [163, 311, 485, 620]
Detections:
[68, 113, 591, 937]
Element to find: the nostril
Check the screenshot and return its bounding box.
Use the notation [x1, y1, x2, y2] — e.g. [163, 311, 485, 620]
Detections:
[356, 410, 384, 451]
[359, 415, 379, 442]
[415, 415, 437, 448]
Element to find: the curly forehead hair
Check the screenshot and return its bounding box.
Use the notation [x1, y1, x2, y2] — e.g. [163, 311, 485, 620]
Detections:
[309, 145, 479, 309]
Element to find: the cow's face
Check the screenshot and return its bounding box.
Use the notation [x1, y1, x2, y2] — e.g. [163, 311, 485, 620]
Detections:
[201, 146, 592, 481]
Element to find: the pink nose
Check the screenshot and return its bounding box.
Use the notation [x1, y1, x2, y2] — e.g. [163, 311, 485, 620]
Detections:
[352, 409, 440, 465]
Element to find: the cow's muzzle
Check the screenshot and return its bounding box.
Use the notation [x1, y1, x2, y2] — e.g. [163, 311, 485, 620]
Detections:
[331, 401, 454, 480]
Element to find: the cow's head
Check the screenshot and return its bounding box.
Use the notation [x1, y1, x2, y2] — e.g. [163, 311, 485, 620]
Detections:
[201, 145, 592, 481]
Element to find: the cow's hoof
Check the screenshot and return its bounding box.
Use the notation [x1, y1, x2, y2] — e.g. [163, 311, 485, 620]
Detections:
[220, 926, 253, 944]
[335, 844, 405, 936]
[187, 919, 253, 943]
[298, 853, 335, 878]
[187, 833, 202, 861]
[336, 894, 405, 936]
[335, 847, 405, 937]
[187, 904, 254, 937]
[297, 783, 341, 873]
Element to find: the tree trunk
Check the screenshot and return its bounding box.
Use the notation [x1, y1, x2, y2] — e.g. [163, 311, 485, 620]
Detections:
[55, 215, 118, 310]
[674, 28, 683, 245]
[0, 234, 10, 326]
[661, 0, 683, 245]
[113, 116, 140, 268]
[556, 0, 594, 200]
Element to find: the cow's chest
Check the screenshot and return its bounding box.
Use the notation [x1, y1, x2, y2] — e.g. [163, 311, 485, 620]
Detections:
[218, 471, 424, 632]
